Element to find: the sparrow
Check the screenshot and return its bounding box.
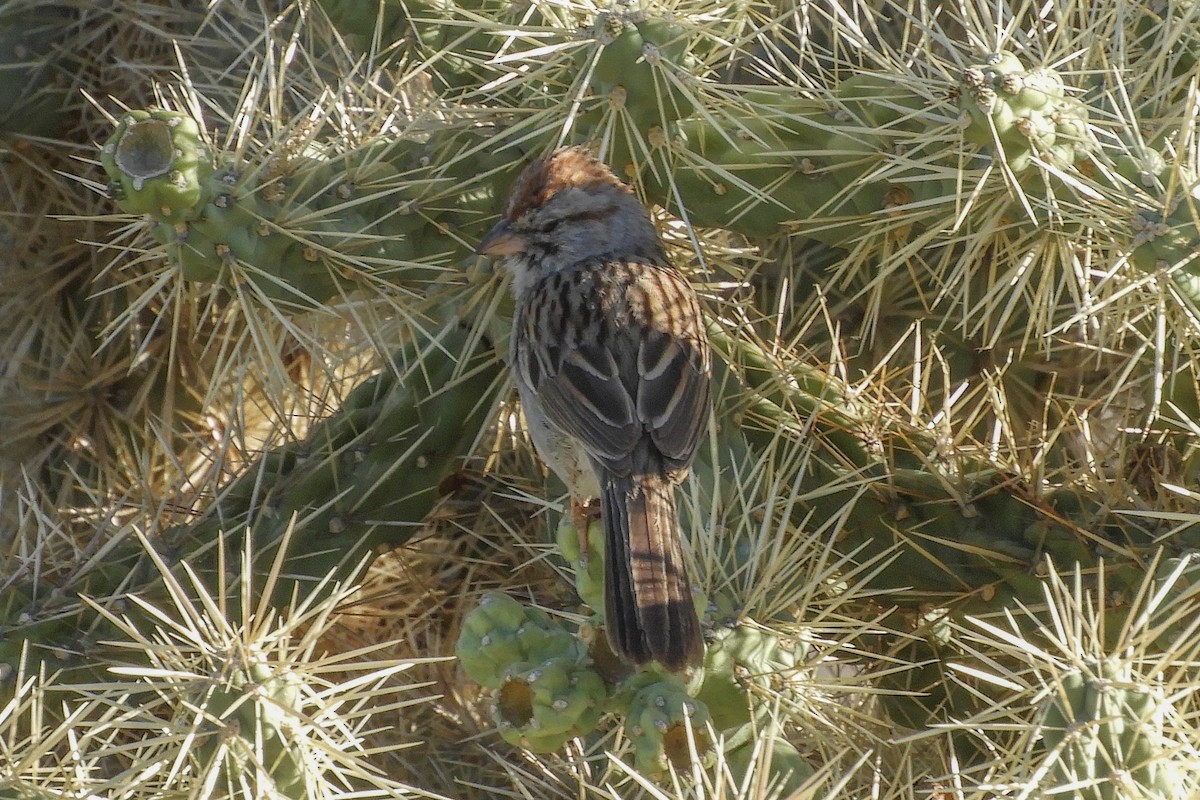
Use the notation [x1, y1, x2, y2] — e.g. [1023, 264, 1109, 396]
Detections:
[477, 146, 710, 670]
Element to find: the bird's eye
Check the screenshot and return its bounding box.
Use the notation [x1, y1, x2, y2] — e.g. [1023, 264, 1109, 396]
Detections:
[537, 217, 563, 235]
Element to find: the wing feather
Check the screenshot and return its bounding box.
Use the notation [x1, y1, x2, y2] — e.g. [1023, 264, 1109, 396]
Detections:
[517, 259, 710, 479]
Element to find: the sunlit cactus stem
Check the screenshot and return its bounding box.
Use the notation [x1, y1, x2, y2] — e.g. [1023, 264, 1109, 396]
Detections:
[0, 314, 503, 691]
[1040, 659, 1178, 800]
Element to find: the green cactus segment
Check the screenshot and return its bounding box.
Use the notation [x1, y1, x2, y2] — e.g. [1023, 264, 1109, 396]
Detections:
[315, 0, 407, 43]
[169, 319, 501, 605]
[316, 0, 545, 93]
[957, 51, 1087, 173]
[0, 781, 66, 800]
[582, 16, 695, 129]
[645, 93, 836, 239]
[625, 676, 713, 775]
[101, 114, 522, 304]
[1040, 660, 1177, 800]
[694, 619, 801, 731]
[712, 325, 1007, 598]
[875, 632, 978, 731]
[721, 722, 815, 797]
[645, 77, 925, 243]
[193, 663, 309, 799]
[572, 15, 699, 178]
[491, 656, 608, 752]
[457, 592, 585, 690]
[836, 74, 926, 133]
[1122, 151, 1200, 281]
[2, 319, 501, 691]
[101, 110, 214, 224]
[708, 324, 1151, 611]
[554, 517, 605, 615]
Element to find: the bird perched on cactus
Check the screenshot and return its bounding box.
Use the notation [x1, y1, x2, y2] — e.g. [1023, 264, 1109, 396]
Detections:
[477, 146, 711, 672]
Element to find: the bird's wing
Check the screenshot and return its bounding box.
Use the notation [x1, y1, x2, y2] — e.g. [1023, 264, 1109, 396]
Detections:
[516, 260, 710, 478]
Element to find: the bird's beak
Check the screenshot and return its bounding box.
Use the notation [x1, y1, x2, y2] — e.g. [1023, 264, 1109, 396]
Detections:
[476, 218, 526, 256]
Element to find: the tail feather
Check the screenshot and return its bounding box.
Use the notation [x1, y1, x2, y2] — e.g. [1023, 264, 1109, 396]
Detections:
[601, 474, 703, 671]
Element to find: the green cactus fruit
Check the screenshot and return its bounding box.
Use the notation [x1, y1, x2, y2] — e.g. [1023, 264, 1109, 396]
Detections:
[457, 592, 584, 689]
[1040, 659, 1177, 800]
[957, 51, 1086, 172]
[192, 662, 309, 799]
[721, 722, 815, 797]
[492, 656, 608, 753]
[554, 517, 605, 614]
[625, 676, 713, 775]
[694, 619, 800, 731]
[101, 110, 213, 224]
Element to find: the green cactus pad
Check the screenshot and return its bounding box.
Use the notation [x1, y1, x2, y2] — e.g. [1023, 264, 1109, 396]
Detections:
[625, 676, 713, 775]
[694, 620, 800, 731]
[101, 110, 213, 223]
[457, 592, 584, 689]
[554, 517, 605, 614]
[492, 656, 608, 753]
[956, 51, 1087, 173]
[1040, 659, 1177, 800]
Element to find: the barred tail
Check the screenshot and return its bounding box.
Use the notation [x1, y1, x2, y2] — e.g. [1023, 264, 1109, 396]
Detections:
[601, 474, 703, 671]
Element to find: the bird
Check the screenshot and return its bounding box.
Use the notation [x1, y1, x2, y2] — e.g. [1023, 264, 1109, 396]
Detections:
[477, 146, 710, 671]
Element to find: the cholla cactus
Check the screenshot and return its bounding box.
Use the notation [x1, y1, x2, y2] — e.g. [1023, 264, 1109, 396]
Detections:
[927, 560, 1200, 797]
[491, 655, 608, 752]
[957, 51, 1088, 173]
[0, 526, 436, 799]
[1040, 659, 1176, 800]
[457, 592, 584, 690]
[623, 674, 714, 776]
[554, 517, 605, 615]
[7, 0, 1200, 798]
